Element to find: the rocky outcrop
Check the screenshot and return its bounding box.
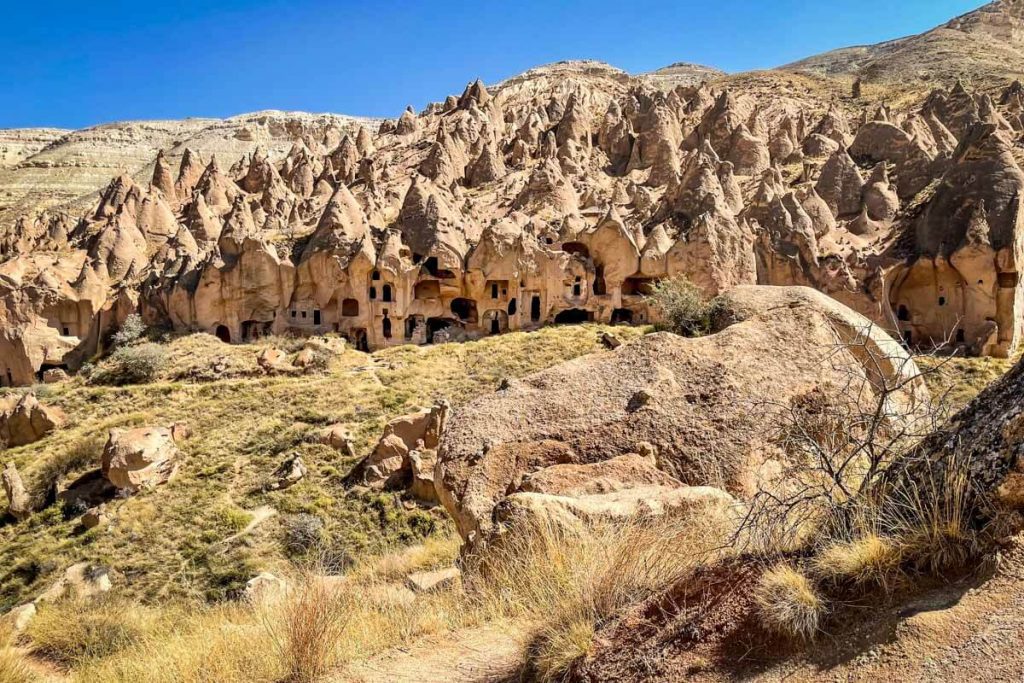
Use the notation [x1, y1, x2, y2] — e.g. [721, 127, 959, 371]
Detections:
[0, 394, 65, 447]
[356, 402, 449, 500]
[2, 58, 1024, 387]
[436, 286, 928, 546]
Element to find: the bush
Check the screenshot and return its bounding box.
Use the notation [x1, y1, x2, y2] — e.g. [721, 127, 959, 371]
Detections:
[26, 596, 168, 665]
[90, 343, 167, 386]
[111, 314, 147, 349]
[282, 514, 325, 557]
[262, 572, 350, 682]
[753, 564, 825, 641]
[645, 277, 724, 337]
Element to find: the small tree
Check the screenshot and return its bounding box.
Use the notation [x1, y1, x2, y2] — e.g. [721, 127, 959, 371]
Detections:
[645, 277, 724, 337]
[111, 314, 146, 349]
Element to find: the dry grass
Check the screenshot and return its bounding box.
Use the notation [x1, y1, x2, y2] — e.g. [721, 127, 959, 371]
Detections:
[262, 570, 350, 682]
[812, 533, 903, 590]
[26, 596, 173, 667]
[0, 622, 32, 683]
[0, 323, 644, 608]
[754, 564, 825, 641]
[472, 512, 735, 681]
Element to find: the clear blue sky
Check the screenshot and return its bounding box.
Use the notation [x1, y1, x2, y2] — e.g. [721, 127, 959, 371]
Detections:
[0, 0, 984, 129]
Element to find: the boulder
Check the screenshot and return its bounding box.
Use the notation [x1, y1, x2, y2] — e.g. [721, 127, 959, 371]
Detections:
[101, 427, 179, 492]
[2, 462, 31, 520]
[319, 423, 356, 457]
[408, 449, 439, 503]
[494, 485, 736, 532]
[37, 562, 112, 602]
[436, 286, 929, 545]
[81, 504, 110, 529]
[42, 368, 69, 384]
[244, 572, 288, 604]
[600, 331, 623, 349]
[257, 348, 299, 375]
[358, 402, 449, 489]
[270, 454, 307, 490]
[7, 603, 36, 632]
[0, 394, 65, 447]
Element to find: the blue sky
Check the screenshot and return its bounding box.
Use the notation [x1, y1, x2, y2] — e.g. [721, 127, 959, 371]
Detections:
[0, 0, 984, 129]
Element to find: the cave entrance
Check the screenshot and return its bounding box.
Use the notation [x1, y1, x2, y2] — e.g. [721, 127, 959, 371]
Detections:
[530, 295, 542, 322]
[351, 328, 369, 352]
[611, 308, 633, 324]
[554, 308, 593, 325]
[215, 325, 231, 343]
[450, 298, 478, 324]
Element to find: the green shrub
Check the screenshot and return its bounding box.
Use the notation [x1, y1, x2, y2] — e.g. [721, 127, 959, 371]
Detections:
[111, 314, 147, 348]
[645, 277, 724, 337]
[90, 343, 167, 386]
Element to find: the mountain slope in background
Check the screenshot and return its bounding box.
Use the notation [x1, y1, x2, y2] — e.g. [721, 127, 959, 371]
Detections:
[785, 0, 1024, 88]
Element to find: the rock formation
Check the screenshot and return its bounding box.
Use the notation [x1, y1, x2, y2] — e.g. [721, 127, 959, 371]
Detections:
[432, 286, 928, 547]
[1, 32, 1024, 386]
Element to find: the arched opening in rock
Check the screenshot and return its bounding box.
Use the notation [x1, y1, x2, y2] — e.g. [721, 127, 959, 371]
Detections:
[405, 315, 423, 340]
[241, 320, 271, 342]
[562, 242, 589, 259]
[508, 298, 517, 316]
[622, 277, 657, 296]
[897, 305, 910, 322]
[484, 310, 508, 335]
[593, 264, 607, 296]
[554, 308, 593, 325]
[342, 299, 359, 317]
[611, 308, 633, 324]
[214, 325, 231, 343]
[427, 317, 461, 343]
[369, 286, 377, 300]
[382, 284, 394, 303]
[37, 363, 69, 381]
[350, 328, 369, 352]
[372, 270, 381, 281]
[450, 298, 478, 323]
[531, 295, 542, 322]
[382, 316, 392, 339]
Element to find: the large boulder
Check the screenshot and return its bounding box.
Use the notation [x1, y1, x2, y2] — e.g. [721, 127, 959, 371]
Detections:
[436, 285, 929, 544]
[101, 426, 180, 492]
[0, 394, 65, 447]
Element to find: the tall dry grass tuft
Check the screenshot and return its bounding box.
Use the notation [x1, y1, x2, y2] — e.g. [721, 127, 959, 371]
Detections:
[261, 570, 351, 683]
[754, 564, 825, 641]
[0, 621, 32, 683]
[471, 512, 734, 681]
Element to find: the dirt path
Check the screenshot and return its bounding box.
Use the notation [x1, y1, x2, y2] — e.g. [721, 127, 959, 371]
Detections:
[340, 622, 526, 682]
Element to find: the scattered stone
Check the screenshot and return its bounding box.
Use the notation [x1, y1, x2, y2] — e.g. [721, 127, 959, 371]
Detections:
[319, 424, 356, 457]
[37, 562, 112, 602]
[600, 331, 623, 349]
[270, 455, 307, 490]
[244, 572, 288, 604]
[81, 504, 110, 529]
[405, 567, 461, 594]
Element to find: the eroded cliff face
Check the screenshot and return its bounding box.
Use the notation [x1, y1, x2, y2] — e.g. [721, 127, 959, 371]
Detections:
[1, 59, 1023, 386]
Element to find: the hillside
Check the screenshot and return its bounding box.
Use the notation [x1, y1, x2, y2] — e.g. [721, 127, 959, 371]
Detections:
[0, 111, 375, 230]
[785, 0, 1024, 89]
